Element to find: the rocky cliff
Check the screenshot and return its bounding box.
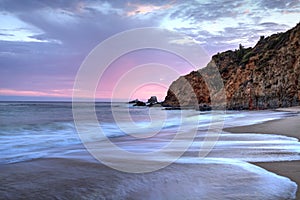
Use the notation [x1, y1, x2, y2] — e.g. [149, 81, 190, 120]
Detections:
[163, 22, 300, 110]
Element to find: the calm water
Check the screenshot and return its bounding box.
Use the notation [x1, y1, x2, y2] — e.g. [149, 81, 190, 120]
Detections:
[0, 101, 300, 199]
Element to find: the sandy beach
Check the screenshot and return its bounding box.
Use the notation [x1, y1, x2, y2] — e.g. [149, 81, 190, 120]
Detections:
[1, 107, 299, 199]
[225, 112, 300, 199]
[0, 153, 297, 200]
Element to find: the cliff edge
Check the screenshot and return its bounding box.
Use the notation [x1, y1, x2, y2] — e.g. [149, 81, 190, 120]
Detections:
[163, 22, 300, 110]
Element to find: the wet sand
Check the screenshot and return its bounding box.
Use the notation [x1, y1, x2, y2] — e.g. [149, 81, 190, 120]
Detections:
[1, 111, 300, 199]
[224, 113, 300, 199]
[0, 156, 297, 200]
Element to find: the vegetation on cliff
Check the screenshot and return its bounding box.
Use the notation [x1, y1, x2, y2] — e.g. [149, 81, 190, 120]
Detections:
[163, 22, 300, 109]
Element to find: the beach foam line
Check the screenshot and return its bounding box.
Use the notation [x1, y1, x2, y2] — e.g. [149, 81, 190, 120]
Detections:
[0, 157, 297, 200]
[276, 106, 300, 112]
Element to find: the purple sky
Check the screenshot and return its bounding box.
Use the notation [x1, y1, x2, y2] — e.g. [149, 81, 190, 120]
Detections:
[0, 0, 299, 101]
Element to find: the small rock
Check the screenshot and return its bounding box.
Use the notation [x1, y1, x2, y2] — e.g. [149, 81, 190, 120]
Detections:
[133, 101, 146, 106]
[147, 96, 158, 104]
[128, 99, 139, 104]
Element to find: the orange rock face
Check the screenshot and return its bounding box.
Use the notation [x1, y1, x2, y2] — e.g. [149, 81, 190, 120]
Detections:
[163, 23, 300, 109]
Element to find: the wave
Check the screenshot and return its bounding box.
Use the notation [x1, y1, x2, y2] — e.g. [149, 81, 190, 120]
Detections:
[0, 103, 298, 165]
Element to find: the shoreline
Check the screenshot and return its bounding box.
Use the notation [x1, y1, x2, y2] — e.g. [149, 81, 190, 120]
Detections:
[224, 113, 300, 199]
[0, 109, 299, 199]
[0, 156, 297, 199]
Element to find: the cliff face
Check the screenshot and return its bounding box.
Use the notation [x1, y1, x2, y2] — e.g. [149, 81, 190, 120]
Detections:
[163, 22, 300, 109]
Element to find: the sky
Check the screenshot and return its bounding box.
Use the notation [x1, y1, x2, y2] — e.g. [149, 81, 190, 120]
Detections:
[0, 0, 299, 101]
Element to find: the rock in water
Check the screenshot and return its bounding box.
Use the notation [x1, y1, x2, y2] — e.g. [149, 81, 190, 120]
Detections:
[133, 101, 146, 106]
[147, 96, 158, 104]
[129, 99, 139, 104]
[163, 22, 300, 110]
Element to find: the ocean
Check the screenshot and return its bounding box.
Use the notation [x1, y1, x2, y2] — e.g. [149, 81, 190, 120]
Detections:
[0, 101, 300, 199]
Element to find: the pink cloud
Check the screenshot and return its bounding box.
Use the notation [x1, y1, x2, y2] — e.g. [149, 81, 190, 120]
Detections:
[126, 2, 174, 16]
[0, 88, 73, 97]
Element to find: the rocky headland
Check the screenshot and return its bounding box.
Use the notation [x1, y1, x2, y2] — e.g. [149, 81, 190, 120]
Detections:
[163, 22, 300, 110]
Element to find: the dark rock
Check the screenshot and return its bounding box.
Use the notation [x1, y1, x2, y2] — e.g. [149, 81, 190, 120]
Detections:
[129, 99, 139, 104]
[133, 101, 146, 106]
[164, 107, 181, 110]
[147, 96, 158, 104]
[198, 104, 212, 111]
